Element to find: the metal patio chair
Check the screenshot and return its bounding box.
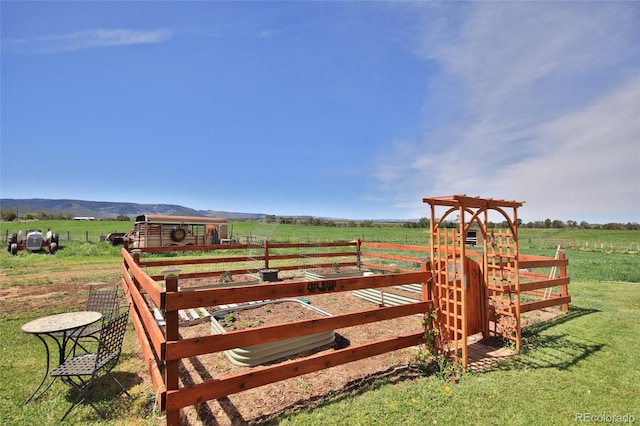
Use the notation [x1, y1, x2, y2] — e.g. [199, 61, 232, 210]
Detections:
[82, 286, 120, 336]
[50, 309, 130, 421]
[70, 286, 120, 353]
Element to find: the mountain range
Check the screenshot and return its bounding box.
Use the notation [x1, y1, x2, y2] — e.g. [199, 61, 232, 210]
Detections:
[0, 198, 267, 220]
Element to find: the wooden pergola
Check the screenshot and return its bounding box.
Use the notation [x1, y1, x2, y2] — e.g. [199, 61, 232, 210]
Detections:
[423, 195, 525, 369]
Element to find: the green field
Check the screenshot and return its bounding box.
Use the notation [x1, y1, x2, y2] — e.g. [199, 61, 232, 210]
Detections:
[0, 222, 639, 424]
[2, 219, 639, 249]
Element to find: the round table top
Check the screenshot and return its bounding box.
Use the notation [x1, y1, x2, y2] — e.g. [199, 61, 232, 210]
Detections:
[21, 311, 102, 334]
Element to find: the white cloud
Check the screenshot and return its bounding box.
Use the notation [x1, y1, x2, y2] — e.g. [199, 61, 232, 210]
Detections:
[375, 1, 640, 222]
[2, 28, 172, 54]
[256, 28, 286, 39]
[493, 77, 640, 222]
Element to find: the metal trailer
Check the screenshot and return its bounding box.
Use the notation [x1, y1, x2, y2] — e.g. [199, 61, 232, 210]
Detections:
[126, 214, 234, 249]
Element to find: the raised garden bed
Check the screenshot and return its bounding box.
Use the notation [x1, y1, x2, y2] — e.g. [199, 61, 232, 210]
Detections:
[211, 298, 335, 367]
[177, 274, 261, 290]
[304, 267, 366, 280]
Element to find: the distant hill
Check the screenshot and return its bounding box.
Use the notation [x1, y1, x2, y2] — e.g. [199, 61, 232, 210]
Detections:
[0, 198, 267, 220]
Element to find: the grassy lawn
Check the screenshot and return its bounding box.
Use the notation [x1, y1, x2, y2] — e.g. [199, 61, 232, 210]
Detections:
[272, 279, 640, 425]
[0, 226, 638, 425]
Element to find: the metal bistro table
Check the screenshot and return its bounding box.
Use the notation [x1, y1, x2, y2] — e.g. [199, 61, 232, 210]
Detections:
[21, 310, 102, 404]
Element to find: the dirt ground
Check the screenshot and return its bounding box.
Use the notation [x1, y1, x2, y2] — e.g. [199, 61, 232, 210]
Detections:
[175, 270, 426, 425]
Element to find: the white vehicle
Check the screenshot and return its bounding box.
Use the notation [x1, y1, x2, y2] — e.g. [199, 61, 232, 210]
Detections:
[7, 229, 59, 255]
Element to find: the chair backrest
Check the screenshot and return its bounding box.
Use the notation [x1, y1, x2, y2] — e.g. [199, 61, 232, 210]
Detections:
[95, 309, 129, 369]
[86, 286, 119, 323]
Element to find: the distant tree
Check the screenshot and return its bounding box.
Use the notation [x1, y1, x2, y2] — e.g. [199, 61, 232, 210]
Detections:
[265, 215, 278, 223]
[1, 208, 17, 221]
[544, 218, 552, 228]
[438, 220, 457, 229]
[418, 217, 430, 228]
[278, 216, 295, 224]
[116, 214, 130, 221]
[603, 223, 624, 230]
[552, 219, 564, 229]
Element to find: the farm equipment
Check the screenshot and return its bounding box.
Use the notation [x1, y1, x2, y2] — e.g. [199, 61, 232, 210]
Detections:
[7, 229, 59, 255]
[105, 232, 126, 246]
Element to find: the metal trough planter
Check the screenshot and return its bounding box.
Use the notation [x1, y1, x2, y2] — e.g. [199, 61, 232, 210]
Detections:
[304, 269, 365, 280]
[211, 298, 335, 367]
[353, 281, 423, 307]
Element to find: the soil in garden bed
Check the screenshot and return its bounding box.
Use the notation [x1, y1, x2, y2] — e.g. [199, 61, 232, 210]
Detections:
[215, 301, 327, 331]
[177, 273, 261, 290]
[307, 266, 363, 275]
[178, 291, 426, 425]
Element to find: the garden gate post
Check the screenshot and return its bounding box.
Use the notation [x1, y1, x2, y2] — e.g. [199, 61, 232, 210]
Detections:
[130, 249, 142, 293]
[162, 267, 181, 426]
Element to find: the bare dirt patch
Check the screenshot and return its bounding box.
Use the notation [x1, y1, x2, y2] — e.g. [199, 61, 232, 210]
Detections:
[215, 300, 328, 331]
[0, 279, 121, 313]
[175, 271, 426, 426]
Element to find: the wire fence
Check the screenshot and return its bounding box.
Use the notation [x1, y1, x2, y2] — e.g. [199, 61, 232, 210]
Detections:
[2, 229, 637, 254]
[1, 229, 124, 244]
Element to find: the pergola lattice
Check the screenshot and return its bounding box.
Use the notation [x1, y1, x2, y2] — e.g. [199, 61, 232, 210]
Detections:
[423, 194, 525, 368]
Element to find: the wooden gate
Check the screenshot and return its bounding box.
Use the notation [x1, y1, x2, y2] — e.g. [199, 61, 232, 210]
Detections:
[465, 256, 483, 336]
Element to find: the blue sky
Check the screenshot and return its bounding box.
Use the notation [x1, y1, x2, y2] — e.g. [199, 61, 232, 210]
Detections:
[1, 1, 639, 223]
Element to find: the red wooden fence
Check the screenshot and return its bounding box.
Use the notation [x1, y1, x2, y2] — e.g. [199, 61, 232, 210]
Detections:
[120, 241, 433, 425]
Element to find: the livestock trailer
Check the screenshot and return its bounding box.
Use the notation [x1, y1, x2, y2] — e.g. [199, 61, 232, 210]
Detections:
[127, 214, 231, 248]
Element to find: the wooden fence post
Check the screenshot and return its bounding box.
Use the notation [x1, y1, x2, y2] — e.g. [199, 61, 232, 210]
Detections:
[162, 267, 181, 426]
[131, 249, 142, 293]
[559, 252, 569, 312]
[421, 260, 432, 301]
[264, 240, 270, 270]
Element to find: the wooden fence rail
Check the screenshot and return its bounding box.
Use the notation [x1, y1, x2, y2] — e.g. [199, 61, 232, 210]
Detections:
[120, 242, 433, 425]
[518, 252, 571, 312]
[132, 240, 360, 280]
